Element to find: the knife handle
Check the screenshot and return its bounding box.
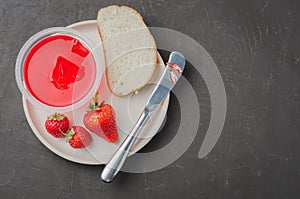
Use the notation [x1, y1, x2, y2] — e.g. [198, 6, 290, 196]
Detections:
[101, 110, 150, 182]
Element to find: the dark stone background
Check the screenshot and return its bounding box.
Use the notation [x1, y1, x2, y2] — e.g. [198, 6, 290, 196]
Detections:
[0, 0, 300, 198]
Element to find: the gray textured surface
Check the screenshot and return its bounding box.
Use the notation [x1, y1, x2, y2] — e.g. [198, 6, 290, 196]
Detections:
[1, 0, 300, 198]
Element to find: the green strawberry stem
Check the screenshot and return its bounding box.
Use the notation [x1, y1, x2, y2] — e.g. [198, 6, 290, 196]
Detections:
[65, 128, 75, 142]
[87, 92, 104, 112]
[59, 129, 68, 138]
[47, 113, 65, 120]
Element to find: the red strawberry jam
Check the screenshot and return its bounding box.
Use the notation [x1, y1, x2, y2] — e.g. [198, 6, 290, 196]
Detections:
[23, 35, 96, 107]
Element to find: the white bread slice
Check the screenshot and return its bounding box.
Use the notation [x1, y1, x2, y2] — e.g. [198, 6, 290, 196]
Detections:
[97, 5, 157, 96]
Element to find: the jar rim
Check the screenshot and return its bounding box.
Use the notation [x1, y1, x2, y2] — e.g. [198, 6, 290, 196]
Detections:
[15, 27, 102, 112]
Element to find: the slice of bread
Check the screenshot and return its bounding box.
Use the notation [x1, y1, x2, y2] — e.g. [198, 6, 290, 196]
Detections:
[97, 5, 157, 96]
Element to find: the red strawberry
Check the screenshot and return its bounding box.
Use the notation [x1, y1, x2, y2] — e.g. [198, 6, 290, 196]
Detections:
[66, 126, 92, 149]
[83, 93, 118, 143]
[45, 113, 69, 138]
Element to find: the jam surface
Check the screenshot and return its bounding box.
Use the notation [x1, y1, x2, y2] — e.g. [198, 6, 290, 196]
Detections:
[24, 35, 96, 107]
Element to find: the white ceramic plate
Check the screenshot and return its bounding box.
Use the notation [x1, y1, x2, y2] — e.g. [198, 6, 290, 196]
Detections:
[23, 20, 169, 165]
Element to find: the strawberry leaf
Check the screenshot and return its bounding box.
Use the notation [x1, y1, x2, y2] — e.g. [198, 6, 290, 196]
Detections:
[86, 92, 103, 112]
[47, 113, 65, 120]
[65, 128, 75, 142]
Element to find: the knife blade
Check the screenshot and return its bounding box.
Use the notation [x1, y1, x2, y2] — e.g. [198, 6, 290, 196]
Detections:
[101, 52, 185, 182]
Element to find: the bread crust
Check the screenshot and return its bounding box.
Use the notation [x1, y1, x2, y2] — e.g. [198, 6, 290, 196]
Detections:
[97, 5, 158, 97]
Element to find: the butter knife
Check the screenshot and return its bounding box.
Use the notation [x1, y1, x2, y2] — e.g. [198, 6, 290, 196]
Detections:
[101, 52, 185, 182]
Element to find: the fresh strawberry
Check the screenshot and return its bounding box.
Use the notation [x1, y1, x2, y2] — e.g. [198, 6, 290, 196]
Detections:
[65, 126, 92, 149]
[83, 93, 118, 143]
[45, 113, 69, 138]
